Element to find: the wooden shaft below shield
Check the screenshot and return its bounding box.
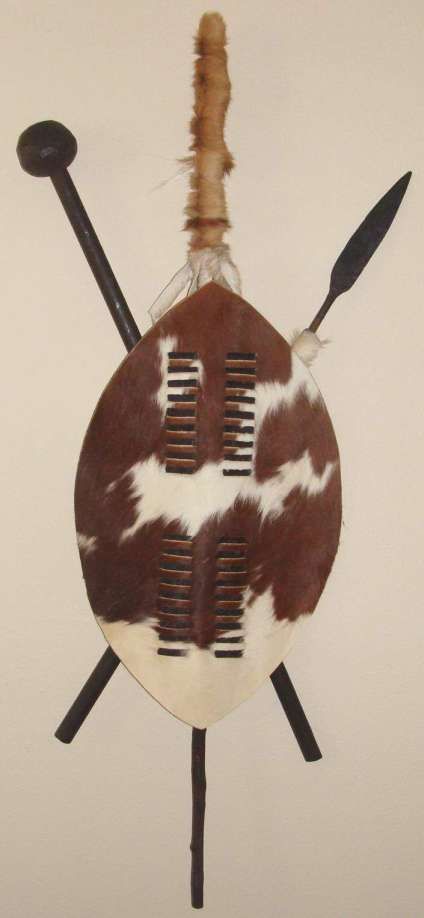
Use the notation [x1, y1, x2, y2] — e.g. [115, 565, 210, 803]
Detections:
[191, 727, 207, 909]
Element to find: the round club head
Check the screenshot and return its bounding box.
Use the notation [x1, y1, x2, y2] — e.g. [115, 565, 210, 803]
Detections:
[16, 120, 77, 177]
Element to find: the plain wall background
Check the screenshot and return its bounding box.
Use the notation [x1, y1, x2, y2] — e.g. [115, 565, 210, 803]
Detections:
[1, 1, 423, 916]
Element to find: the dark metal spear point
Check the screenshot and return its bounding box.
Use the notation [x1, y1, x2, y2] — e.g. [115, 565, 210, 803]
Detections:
[309, 171, 412, 333]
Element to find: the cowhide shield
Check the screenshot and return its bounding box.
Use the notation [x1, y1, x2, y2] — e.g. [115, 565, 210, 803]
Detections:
[75, 283, 342, 727]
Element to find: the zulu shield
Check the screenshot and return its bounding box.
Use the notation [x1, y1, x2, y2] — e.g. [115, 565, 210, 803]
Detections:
[75, 283, 341, 727]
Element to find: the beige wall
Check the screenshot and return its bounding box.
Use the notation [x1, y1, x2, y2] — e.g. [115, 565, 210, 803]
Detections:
[2, 1, 423, 915]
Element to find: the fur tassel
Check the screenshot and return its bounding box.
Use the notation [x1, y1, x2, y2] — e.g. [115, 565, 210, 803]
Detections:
[291, 329, 326, 366]
[148, 13, 240, 322]
[184, 12, 234, 251]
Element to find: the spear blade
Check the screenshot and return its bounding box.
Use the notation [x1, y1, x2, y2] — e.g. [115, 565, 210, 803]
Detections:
[309, 171, 412, 332]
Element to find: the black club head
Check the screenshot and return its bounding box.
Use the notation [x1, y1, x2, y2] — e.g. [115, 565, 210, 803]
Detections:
[16, 120, 77, 177]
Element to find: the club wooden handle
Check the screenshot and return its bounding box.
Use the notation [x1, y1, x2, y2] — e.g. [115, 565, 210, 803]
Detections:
[17, 120, 141, 351]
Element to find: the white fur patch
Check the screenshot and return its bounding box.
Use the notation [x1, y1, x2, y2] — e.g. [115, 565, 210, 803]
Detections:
[97, 590, 306, 727]
[119, 456, 249, 539]
[153, 335, 178, 419]
[291, 329, 324, 366]
[255, 355, 319, 444]
[77, 532, 97, 554]
[153, 335, 205, 421]
[119, 449, 335, 541]
[253, 452, 335, 522]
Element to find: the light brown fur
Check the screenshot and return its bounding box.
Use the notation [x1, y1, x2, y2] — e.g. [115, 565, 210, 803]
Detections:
[184, 13, 234, 250]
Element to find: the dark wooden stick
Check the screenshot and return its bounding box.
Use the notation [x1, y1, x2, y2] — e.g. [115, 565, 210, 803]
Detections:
[309, 291, 336, 334]
[191, 728, 206, 909]
[17, 119, 321, 760]
[55, 646, 120, 743]
[17, 120, 141, 351]
[270, 665, 321, 762]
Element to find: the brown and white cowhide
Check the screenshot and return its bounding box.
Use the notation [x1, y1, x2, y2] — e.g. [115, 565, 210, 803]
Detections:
[75, 283, 341, 727]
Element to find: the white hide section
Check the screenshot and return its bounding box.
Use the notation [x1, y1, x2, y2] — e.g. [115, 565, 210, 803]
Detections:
[253, 452, 335, 522]
[153, 335, 205, 421]
[242, 587, 298, 662]
[291, 329, 325, 366]
[148, 246, 242, 323]
[153, 334, 178, 419]
[119, 354, 335, 539]
[120, 456, 251, 539]
[76, 532, 97, 554]
[254, 356, 319, 443]
[97, 591, 306, 727]
[120, 450, 335, 540]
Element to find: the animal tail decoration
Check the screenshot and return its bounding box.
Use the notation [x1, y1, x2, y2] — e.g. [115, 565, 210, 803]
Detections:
[184, 11, 234, 250]
[149, 12, 241, 323]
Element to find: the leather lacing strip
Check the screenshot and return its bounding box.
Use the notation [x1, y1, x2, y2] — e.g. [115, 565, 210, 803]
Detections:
[223, 354, 256, 476]
[166, 353, 199, 474]
[157, 535, 193, 656]
[214, 537, 247, 658]
[156, 536, 247, 659]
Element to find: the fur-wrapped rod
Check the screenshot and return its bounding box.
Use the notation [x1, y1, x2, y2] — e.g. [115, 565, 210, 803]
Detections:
[184, 11, 234, 250]
[149, 13, 241, 323]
